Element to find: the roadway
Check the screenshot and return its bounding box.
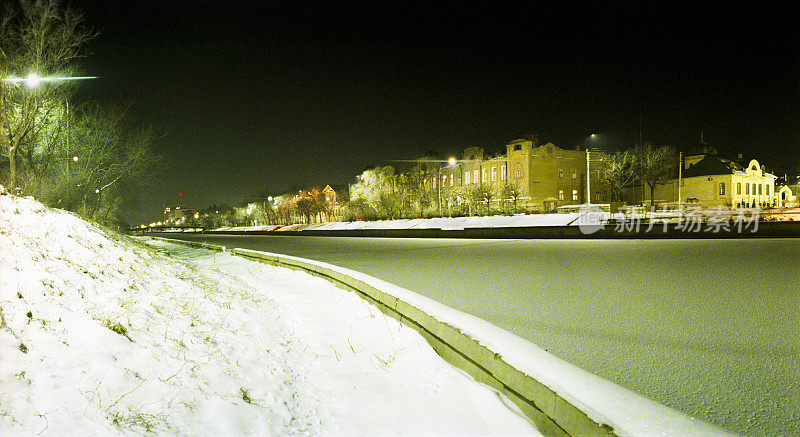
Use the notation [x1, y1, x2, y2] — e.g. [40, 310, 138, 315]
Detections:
[159, 233, 799, 435]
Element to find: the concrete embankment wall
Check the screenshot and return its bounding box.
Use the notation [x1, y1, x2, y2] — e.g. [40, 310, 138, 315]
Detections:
[149, 236, 725, 437]
[201, 220, 800, 239]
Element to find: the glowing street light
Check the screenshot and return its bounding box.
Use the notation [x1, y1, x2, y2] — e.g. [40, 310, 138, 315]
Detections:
[2, 73, 98, 87]
[448, 157, 456, 166]
[25, 72, 41, 88]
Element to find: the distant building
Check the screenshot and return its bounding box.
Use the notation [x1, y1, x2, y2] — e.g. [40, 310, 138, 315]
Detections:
[644, 152, 780, 208]
[435, 138, 606, 212]
[322, 184, 347, 221]
[777, 184, 797, 207]
[163, 205, 197, 223]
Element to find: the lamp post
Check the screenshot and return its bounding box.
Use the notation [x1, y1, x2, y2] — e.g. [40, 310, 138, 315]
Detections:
[437, 165, 442, 217]
[585, 134, 598, 204]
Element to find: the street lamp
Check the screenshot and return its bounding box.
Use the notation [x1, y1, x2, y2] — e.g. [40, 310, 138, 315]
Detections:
[2, 73, 98, 86]
[25, 72, 41, 88]
[1, 72, 97, 189]
[585, 134, 598, 205]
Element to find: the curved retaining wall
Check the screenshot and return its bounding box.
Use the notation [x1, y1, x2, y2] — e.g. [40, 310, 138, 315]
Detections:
[150, 236, 726, 437]
[200, 220, 800, 239]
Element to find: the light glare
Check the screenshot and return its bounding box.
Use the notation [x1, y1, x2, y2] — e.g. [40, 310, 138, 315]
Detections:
[25, 72, 41, 88]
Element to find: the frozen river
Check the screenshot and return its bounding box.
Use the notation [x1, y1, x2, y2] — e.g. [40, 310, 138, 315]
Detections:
[161, 234, 799, 435]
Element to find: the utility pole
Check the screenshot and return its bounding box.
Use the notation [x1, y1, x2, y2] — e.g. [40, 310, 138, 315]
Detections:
[437, 165, 441, 217]
[678, 151, 683, 212]
[586, 149, 591, 205]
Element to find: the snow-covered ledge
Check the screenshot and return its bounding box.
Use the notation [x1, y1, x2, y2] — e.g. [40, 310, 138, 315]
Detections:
[225, 247, 726, 437]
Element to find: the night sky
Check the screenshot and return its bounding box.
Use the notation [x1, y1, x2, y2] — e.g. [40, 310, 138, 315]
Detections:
[69, 1, 800, 224]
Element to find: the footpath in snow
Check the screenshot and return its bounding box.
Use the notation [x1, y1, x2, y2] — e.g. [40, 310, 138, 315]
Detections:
[0, 192, 536, 435]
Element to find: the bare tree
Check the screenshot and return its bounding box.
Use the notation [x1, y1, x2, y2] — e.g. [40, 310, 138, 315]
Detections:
[602, 149, 637, 202]
[36, 103, 161, 224]
[1, 0, 94, 190]
[632, 143, 678, 206]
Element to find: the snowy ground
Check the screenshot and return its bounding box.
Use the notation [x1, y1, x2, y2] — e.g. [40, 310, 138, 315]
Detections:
[0, 193, 537, 435]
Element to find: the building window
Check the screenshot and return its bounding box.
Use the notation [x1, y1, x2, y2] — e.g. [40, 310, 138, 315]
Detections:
[558, 169, 564, 178]
[572, 171, 577, 179]
[442, 175, 447, 187]
[753, 183, 757, 195]
[465, 171, 471, 184]
[514, 144, 521, 151]
[514, 164, 523, 179]
[737, 182, 741, 195]
[433, 177, 436, 189]
[558, 190, 564, 200]
[572, 189, 578, 201]
[746, 184, 749, 195]
[474, 169, 479, 184]
[482, 168, 487, 183]
[449, 173, 454, 186]
[491, 167, 497, 181]
[758, 184, 762, 195]
[501, 166, 506, 181]
[719, 182, 725, 195]
[766, 185, 770, 196]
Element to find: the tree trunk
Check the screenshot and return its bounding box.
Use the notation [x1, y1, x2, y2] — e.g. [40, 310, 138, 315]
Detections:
[649, 182, 656, 208]
[8, 146, 16, 190]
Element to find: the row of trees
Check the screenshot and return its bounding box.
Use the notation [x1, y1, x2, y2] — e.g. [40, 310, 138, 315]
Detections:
[348, 165, 525, 220]
[601, 143, 678, 204]
[1, 0, 161, 227]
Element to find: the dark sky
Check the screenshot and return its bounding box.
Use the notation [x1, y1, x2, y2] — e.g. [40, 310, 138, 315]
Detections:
[69, 1, 800, 223]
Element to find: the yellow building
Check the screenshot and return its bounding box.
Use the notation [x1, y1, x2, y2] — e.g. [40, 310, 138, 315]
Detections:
[648, 155, 779, 208]
[434, 138, 605, 212]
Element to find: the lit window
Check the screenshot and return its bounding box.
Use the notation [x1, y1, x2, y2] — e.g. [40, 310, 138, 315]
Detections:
[501, 166, 506, 180]
[465, 171, 471, 184]
[572, 189, 578, 201]
[482, 169, 487, 183]
[514, 164, 523, 179]
[449, 173, 454, 186]
[558, 190, 564, 200]
[474, 169, 479, 184]
[491, 167, 497, 181]
[572, 171, 577, 179]
[719, 182, 725, 195]
[433, 177, 437, 188]
[559, 169, 564, 178]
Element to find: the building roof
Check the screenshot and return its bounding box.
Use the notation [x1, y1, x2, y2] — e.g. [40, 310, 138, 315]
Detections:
[683, 155, 744, 178]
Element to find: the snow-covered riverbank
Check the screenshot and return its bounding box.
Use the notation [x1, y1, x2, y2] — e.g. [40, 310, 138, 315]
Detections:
[0, 193, 536, 435]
